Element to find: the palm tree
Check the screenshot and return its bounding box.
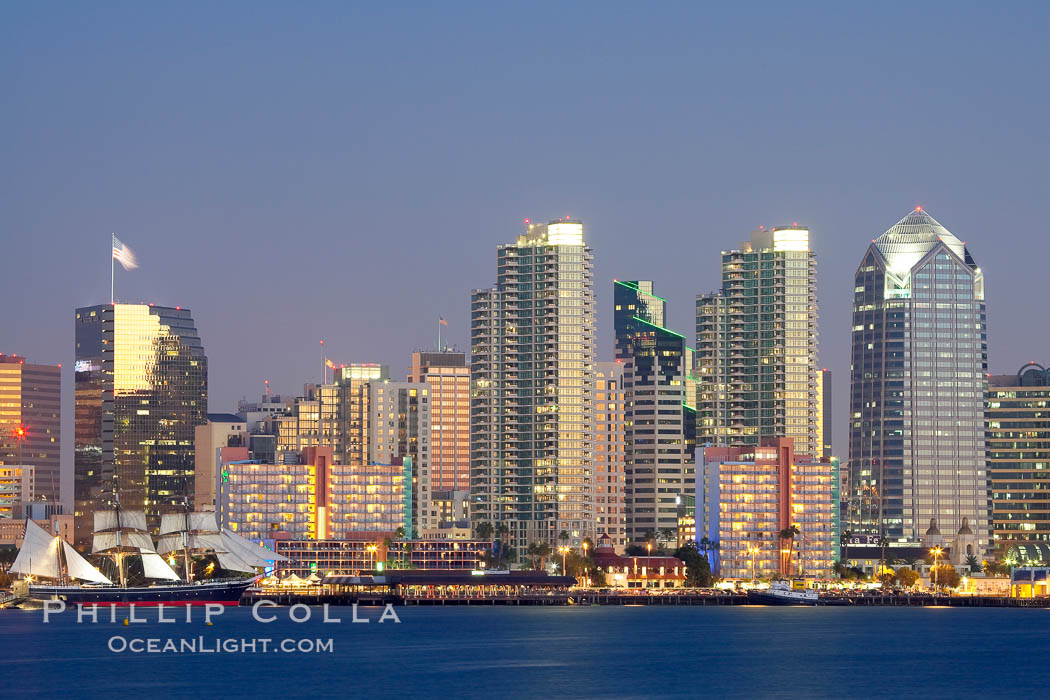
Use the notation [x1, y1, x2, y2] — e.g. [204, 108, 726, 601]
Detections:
[659, 527, 677, 550]
[494, 523, 510, 566]
[779, 525, 800, 575]
[394, 526, 406, 540]
[698, 536, 711, 558]
[878, 537, 889, 577]
[476, 521, 494, 543]
[558, 530, 570, 546]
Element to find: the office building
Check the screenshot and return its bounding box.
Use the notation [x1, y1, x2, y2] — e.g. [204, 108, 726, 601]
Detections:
[409, 351, 470, 492]
[73, 303, 207, 544]
[614, 281, 695, 545]
[847, 209, 988, 549]
[471, 219, 596, 551]
[594, 361, 627, 548]
[695, 226, 820, 454]
[0, 354, 61, 502]
[194, 413, 247, 510]
[700, 437, 835, 579]
[987, 363, 1050, 548]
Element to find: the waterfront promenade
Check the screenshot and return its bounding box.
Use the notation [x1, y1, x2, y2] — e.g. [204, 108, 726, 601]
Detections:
[242, 588, 1050, 608]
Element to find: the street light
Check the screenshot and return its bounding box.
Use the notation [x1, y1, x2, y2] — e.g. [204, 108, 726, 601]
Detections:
[366, 544, 378, 571]
[930, 546, 943, 590]
[748, 546, 759, 583]
[581, 541, 589, 588]
[559, 546, 569, 576]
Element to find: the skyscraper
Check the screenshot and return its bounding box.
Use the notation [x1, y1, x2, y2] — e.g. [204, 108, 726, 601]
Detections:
[614, 281, 695, 545]
[987, 363, 1050, 549]
[471, 219, 596, 551]
[335, 363, 388, 466]
[408, 351, 470, 493]
[847, 209, 988, 549]
[695, 226, 820, 455]
[594, 361, 626, 548]
[0, 354, 61, 503]
[73, 303, 207, 545]
[819, 368, 832, 458]
[369, 380, 431, 535]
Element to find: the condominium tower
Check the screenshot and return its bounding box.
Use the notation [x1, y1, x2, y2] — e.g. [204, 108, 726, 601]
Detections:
[695, 226, 820, 455]
[471, 219, 596, 551]
[847, 209, 988, 548]
[0, 355, 61, 502]
[73, 304, 207, 545]
[614, 281, 695, 545]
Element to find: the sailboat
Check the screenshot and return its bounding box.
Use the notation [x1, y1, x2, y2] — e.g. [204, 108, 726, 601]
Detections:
[10, 505, 286, 606]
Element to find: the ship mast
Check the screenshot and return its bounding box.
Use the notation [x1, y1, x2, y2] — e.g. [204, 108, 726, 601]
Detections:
[114, 491, 127, 588]
[182, 495, 193, 582]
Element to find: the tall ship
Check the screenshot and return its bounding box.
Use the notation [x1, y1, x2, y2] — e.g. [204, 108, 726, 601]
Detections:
[9, 505, 286, 606]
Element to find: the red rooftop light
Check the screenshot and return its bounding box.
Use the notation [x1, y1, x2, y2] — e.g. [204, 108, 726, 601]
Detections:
[915, 206, 923, 211]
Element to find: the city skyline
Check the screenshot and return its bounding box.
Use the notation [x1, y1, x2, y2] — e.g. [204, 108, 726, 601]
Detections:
[4, 4, 1049, 510]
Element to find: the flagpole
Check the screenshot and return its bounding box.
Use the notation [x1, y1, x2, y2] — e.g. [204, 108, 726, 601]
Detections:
[437, 318, 442, 352]
[110, 233, 115, 304]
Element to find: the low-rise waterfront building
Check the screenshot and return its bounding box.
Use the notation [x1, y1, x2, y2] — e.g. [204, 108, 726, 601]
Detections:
[0, 513, 73, 546]
[591, 535, 687, 588]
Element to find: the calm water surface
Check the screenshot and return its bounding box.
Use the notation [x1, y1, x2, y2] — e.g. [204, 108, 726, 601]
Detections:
[2, 605, 1047, 698]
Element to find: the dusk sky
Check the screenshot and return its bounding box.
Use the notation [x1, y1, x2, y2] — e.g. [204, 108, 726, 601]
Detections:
[3, 2, 1048, 503]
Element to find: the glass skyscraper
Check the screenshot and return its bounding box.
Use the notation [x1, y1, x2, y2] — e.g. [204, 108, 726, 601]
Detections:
[614, 280, 695, 545]
[471, 220, 596, 551]
[73, 303, 207, 545]
[847, 209, 988, 548]
[695, 226, 820, 454]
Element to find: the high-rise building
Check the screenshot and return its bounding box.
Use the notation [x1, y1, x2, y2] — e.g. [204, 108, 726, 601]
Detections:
[695, 226, 820, 454]
[614, 281, 695, 545]
[273, 383, 342, 462]
[369, 381, 431, 535]
[987, 363, 1050, 549]
[847, 209, 988, 549]
[408, 351, 470, 492]
[594, 361, 626, 549]
[0, 355, 61, 502]
[819, 369, 832, 458]
[73, 303, 207, 545]
[194, 413, 247, 510]
[335, 363, 388, 466]
[471, 219, 596, 551]
[699, 437, 835, 579]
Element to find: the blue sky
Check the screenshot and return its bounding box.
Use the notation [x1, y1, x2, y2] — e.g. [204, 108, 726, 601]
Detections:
[2, 2, 1048, 501]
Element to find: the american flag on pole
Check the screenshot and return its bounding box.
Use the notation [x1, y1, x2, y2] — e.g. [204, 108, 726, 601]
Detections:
[439, 317, 448, 326]
[112, 235, 138, 270]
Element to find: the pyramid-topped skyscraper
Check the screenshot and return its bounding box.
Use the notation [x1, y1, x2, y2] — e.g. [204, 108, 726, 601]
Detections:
[847, 208, 988, 551]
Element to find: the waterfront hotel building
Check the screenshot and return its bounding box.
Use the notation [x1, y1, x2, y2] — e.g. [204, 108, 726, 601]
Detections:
[847, 209, 989, 549]
[470, 219, 596, 551]
[699, 437, 835, 579]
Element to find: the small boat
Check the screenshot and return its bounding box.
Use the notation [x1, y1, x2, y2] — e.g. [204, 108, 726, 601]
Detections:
[748, 580, 823, 606]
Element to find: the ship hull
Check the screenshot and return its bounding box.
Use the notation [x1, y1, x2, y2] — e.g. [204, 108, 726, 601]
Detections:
[747, 590, 820, 606]
[29, 579, 254, 606]
[747, 590, 852, 606]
